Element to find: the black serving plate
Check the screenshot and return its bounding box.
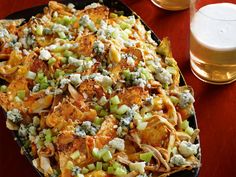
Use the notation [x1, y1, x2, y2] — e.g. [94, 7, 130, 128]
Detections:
[5, 0, 200, 177]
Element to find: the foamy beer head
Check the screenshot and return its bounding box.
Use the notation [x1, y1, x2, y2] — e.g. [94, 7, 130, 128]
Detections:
[190, 3, 236, 84]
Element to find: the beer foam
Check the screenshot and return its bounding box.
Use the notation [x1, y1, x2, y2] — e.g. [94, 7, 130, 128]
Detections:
[191, 3, 236, 51]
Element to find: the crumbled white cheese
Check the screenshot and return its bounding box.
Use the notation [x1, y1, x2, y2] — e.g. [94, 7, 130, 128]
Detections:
[39, 49, 52, 60]
[41, 16, 49, 23]
[93, 40, 105, 54]
[93, 73, 113, 88]
[18, 124, 28, 137]
[67, 3, 75, 9]
[0, 29, 10, 38]
[170, 154, 186, 166]
[129, 162, 146, 174]
[127, 56, 135, 66]
[84, 3, 101, 10]
[7, 109, 23, 123]
[53, 11, 58, 18]
[154, 66, 173, 85]
[108, 138, 125, 151]
[45, 44, 58, 51]
[79, 15, 91, 26]
[52, 24, 69, 33]
[32, 84, 40, 92]
[133, 78, 147, 88]
[179, 91, 195, 108]
[60, 78, 71, 88]
[68, 56, 83, 67]
[70, 74, 82, 86]
[22, 49, 30, 56]
[178, 141, 199, 157]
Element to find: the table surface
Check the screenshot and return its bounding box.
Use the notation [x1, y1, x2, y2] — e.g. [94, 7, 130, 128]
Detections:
[0, 0, 236, 177]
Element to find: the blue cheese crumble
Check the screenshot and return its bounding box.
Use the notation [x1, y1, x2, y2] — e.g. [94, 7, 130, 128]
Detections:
[170, 154, 186, 166]
[93, 40, 105, 54]
[75, 121, 98, 138]
[39, 49, 52, 60]
[108, 138, 125, 151]
[178, 141, 199, 157]
[154, 66, 173, 85]
[7, 108, 23, 123]
[69, 74, 82, 86]
[179, 91, 195, 108]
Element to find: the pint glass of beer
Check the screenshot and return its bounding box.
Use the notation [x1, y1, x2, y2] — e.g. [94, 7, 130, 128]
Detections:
[151, 0, 190, 11]
[190, 0, 236, 84]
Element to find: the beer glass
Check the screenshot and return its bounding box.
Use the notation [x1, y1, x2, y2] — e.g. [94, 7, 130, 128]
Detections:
[190, 0, 236, 84]
[151, 0, 190, 11]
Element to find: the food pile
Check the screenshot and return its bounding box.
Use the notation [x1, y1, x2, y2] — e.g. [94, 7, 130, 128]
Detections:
[0, 1, 200, 177]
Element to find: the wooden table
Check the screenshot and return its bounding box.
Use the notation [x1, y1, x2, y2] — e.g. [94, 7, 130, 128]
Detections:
[0, 0, 236, 177]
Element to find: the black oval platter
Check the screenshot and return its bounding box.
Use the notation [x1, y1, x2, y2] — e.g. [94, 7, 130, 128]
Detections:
[3, 0, 201, 177]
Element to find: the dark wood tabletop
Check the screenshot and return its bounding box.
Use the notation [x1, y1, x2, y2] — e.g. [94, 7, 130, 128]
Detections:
[0, 0, 236, 177]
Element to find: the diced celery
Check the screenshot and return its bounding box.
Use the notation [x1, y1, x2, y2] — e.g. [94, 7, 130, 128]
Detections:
[134, 112, 142, 120]
[0, 85, 7, 92]
[26, 71, 36, 80]
[116, 105, 129, 115]
[120, 31, 129, 41]
[107, 166, 114, 174]
[48, 57, 56, 65]
[99, 110, 108, 117]
[137, 120, 148, 131]
[36, 25, 43, 36]
[166, 66, 177, 75]
[120, 22, 131, 30]
[36, 72, 44, 82]
[87, 22, 97, 32]
[57, 31, 66, 39]
[52, 46, 64, 52]
[170, 96, 179, 106]
[81, 167, 89, 174]
[181, 120, 189, 130]
[123, 70, 131, 80]
[45, 129, 52, 143]
[140, 152, 153, 162]
[14, 96, 22, 103]
[110, 95, 120, 105]
[185, 126, 194, 136]
[112, 162, 121, 169]
[66, 161, 74, 170]
[87, 163, 95, 171]
[55, 69, 65, 79]
[93, 117, 104, 125]
[114, 167, 127, 176]
[98, 96, 108, 106]
[63, 16, 72, 26]
[96, 162, 103, 170]
[110, 104, 118, 113]
[64, 50, 74, 58]
[77, 174, 84, 177]
[110, 12, 118, 18]
[94, 104, 103, 111]
[17, 90, 26, 100]
[70, 150, 80, 160]
[40, 82, 49, 90]
[33, 116, 40, 127]
[102, 150, 112, 162]
[61, 57, 68, 64]
[92, 148, 101, 159]
[143, 112, 152, 120]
